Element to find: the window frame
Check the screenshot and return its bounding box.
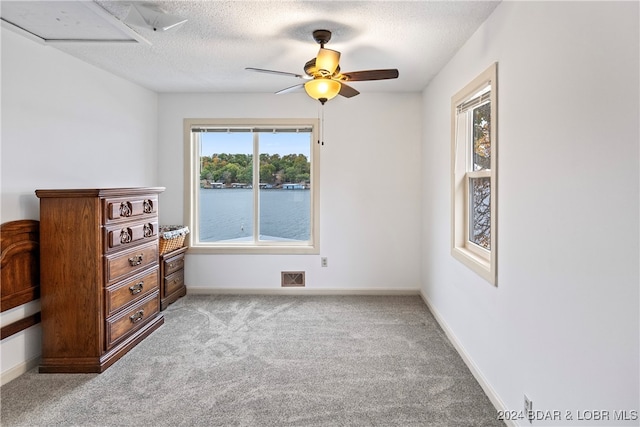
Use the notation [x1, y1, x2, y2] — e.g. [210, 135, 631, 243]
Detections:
[184, 118, 320, 255]
[451, 63, 498, 285]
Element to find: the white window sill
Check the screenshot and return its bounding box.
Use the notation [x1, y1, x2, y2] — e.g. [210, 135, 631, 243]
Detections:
[451, 246, 496, 285]
[188, 245, 319, 255]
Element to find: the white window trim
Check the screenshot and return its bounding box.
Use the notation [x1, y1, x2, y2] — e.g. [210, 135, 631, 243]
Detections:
[451, 63, 497, 285]
[184, 118, 320, 255]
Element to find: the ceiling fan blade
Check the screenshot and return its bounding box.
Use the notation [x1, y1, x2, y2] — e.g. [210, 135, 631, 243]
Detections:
[275, 84, 305, 95]
[245, 67, 307, 79]
[338, 83, 360, 98]
[339, 69, 399, 81]
[316, 48, 340, 75]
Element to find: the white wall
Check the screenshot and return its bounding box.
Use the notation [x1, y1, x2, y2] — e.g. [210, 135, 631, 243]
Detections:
[421, 2, 639, 426]
[1, 28, 159, 221]
[1, 27, 159, 382]
[157, 92, 422, 292]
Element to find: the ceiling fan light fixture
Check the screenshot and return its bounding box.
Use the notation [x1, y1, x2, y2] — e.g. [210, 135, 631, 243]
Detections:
[304, 78, 341, 104]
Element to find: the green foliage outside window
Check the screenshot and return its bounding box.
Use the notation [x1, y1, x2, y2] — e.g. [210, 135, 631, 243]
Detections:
[200, 153, 310, 186]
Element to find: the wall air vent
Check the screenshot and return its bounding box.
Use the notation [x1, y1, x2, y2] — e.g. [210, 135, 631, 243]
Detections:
[281, 271, 305, 287]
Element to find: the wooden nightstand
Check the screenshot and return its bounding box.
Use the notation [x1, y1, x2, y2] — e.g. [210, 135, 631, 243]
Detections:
[159, 246, 187, 310]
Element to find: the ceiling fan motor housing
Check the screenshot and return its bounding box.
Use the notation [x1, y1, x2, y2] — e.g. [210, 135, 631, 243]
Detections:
[312, 29, 332, 46]
[304, 58, 340, 78]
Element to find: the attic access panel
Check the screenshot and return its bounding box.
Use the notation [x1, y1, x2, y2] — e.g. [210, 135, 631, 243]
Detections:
[0, 1, 148, 44]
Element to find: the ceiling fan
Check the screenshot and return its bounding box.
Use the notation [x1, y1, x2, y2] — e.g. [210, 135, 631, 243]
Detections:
[246, 30, 399, 104]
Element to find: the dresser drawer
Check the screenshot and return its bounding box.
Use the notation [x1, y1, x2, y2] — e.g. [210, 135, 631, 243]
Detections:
[164, 270, 184, 297]
[106, 269, 159, 316]
[163, 251, 185, 276]
[105, 292, 159, 349]
[103, 195, 158, 224]
[104, 220, 158, 253]
[105, 242, 158, 284]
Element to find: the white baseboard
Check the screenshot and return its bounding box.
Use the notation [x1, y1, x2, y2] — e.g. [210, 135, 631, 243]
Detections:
[419, 290, 514, 427]
[187, 287, 421, 296]
[1, 355, 40, 386]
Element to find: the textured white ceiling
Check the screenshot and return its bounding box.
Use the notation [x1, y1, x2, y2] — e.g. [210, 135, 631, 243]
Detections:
[3, 1, 501, 94]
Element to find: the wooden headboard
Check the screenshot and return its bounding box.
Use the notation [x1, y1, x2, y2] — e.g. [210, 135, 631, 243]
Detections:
[1, 220, 40, 339]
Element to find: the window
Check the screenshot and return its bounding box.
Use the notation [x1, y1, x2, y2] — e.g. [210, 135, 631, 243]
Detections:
[451, 63, 497, 285]
[185, 118, 320, 254]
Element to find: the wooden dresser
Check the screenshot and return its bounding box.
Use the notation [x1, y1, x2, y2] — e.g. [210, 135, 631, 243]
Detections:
[159, 246, 187, 310]
[36, 187, 165, 373]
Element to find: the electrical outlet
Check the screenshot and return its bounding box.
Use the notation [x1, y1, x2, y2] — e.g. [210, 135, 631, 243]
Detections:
[321, 257, 328, 267]
[524, 395, 533, 424]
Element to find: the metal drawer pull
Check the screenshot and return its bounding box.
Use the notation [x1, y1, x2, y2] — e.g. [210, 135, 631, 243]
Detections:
[129, 281, 144, 295]
[130, 310, 144, 323]
[120, 202, 132, 217]
[143, 199, 153, 213]
[128, 254, 143, 266]
[120, 228, 132, 244]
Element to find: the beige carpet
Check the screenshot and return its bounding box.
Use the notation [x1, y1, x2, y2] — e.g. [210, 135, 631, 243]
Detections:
[1, 295, 503, 426]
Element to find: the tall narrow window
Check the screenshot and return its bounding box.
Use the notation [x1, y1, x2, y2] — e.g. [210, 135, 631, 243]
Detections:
[185, 119, 319, 254]
[451, 63, 497, 285]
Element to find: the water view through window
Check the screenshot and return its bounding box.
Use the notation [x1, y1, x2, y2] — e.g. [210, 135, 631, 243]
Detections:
[197, 128, 312, 243]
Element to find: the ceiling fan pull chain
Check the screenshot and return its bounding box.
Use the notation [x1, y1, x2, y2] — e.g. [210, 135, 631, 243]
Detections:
[317, 103, 321, 145]
[317, 103, 325, 146]
[321, 103, 323, 146]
